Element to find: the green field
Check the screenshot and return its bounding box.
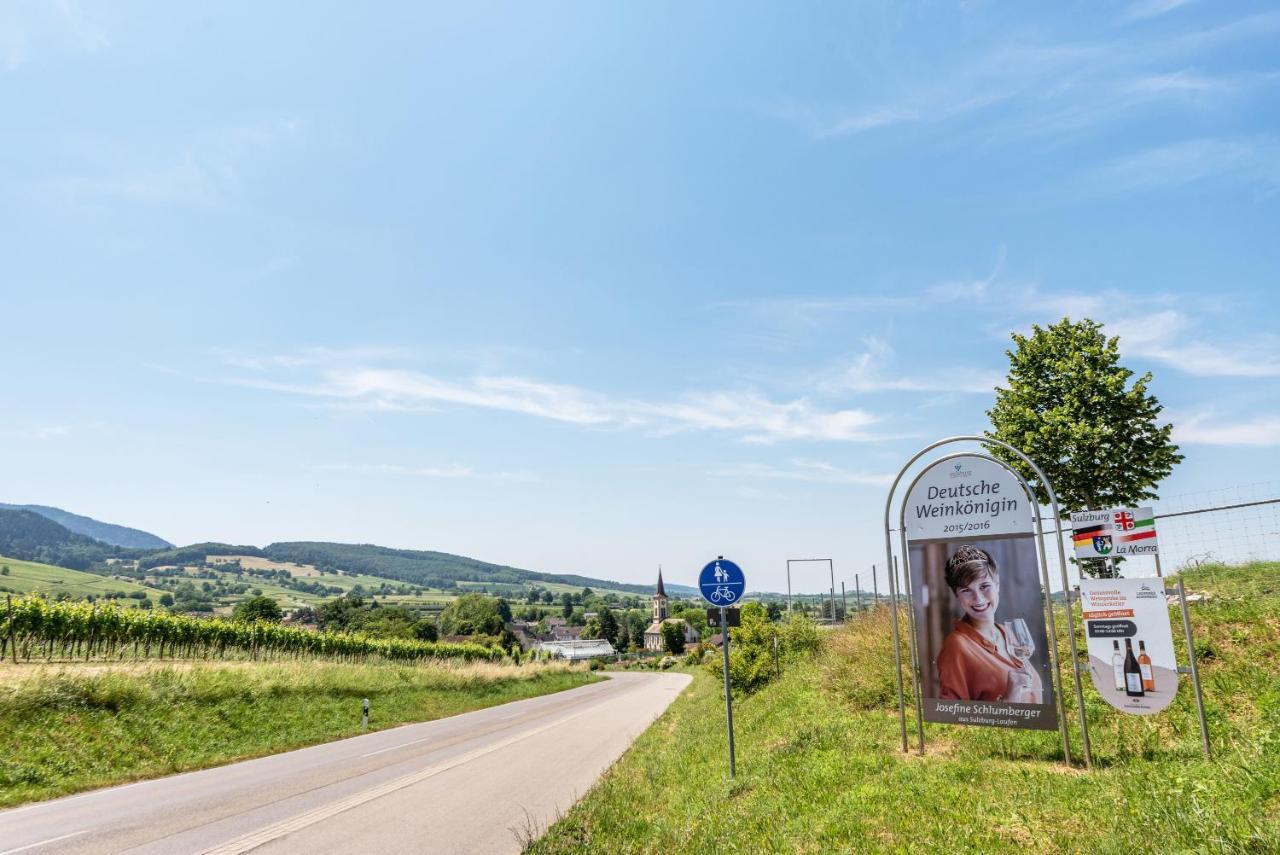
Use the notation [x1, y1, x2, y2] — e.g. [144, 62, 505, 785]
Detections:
[0, 556, 168, 605]
[530, 562, 1280, 853]
[0, 658, 596, 807]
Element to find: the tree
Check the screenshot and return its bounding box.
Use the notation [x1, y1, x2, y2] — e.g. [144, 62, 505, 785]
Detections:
[987, 318, 1182, 576]
[597, 608, 619, 646]
[660, 621, 686, 655]
[232, 595, 283, 623]
[158, 592, 174, 607]
[437, 593, 507, 637]
[561, 593, 574, 619]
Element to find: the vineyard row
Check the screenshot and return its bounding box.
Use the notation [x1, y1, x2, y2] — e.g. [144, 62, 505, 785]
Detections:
[0, 595, 503, 664]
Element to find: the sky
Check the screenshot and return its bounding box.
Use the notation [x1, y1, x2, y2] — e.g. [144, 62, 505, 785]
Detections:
[2, 1, 1278, 595]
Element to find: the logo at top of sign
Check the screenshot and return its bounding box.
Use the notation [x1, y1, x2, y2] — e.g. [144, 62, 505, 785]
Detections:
[1114, 510, 1135, 531]
[699, 558, 746, 607]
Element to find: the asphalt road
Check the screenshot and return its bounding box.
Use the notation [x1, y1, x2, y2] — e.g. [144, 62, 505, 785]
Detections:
[0, 670, 691, 855]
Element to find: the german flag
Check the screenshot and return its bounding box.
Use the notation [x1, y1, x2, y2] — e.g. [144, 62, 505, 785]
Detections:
[1072, 523, 1107, 549]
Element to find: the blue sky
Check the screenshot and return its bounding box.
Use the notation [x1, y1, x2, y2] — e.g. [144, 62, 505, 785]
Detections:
[2, 1, 1278, 594]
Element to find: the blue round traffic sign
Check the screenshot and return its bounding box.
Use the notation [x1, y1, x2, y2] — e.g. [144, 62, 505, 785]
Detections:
[699, 558, 746, 606]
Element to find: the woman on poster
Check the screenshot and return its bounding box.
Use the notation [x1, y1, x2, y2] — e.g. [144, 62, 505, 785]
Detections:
[936, 545, 1044, 703]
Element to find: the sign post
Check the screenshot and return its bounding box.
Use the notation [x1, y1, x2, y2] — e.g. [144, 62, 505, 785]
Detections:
[700, 556, 746, 778]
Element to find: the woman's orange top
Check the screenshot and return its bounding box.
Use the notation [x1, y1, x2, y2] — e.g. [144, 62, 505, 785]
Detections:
[936, 620, 1023, 701]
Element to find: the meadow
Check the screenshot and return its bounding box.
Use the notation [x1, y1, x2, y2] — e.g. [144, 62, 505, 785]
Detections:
[530, 562, 1280, 853]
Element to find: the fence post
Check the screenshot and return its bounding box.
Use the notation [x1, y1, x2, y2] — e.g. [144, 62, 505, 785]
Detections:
[5, 594, 12, 664]
[1176, 580, 1211, 760]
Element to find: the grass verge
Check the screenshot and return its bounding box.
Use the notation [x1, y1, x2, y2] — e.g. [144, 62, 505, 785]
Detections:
[0, 658, 596, 807]
[530, 562, 1280, 853]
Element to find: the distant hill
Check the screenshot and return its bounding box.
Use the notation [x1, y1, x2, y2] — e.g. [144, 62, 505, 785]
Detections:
[0, 509, 124, 570]
[0, 504, 171, 549]
[262, 542, 698, 597]
[0, 505, 697, 598]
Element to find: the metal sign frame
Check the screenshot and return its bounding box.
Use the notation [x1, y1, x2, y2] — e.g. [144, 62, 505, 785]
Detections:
[883, 436, 1092, 767]
[785, 557, 836, 623]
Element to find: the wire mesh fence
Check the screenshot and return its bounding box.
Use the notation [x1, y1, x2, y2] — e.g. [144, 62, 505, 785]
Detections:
[876, 482, 1280, 593]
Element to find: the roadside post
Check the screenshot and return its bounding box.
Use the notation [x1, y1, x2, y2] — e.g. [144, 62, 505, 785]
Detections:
[362, 698, 369, 731]
[700, 556, 746, 778]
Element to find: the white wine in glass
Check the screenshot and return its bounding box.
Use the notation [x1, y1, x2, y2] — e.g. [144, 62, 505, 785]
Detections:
[1006, 618, 1035, 661]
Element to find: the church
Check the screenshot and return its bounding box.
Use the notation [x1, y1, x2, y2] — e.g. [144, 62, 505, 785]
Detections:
[642, 568, 700, 652]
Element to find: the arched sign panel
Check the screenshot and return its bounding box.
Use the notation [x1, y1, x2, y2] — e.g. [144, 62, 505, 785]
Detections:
[904, 454, 1059, 731]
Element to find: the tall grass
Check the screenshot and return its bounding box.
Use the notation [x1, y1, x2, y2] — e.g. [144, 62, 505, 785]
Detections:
[530, 562, 1280, 853]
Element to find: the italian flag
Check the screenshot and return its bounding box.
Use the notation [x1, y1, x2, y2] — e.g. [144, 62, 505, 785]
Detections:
[1116, 513, 1156, 544]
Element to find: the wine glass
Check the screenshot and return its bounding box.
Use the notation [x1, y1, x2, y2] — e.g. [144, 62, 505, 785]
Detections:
[1006, 618, 1035, 661]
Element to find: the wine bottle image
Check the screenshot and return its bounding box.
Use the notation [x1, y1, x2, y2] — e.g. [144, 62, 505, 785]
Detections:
[1111, 639, 1125, 691]
[1124, 638, 1145, 697]
[1138, 639, 1155, 692]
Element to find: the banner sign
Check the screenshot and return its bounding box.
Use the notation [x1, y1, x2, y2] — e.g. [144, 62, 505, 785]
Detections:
[905, 455, 1057, 731]
[1070, 507, 1158, 558]
[1080, 578, 1178, 715]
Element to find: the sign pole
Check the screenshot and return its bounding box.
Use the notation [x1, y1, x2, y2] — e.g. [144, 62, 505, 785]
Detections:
[700, 557, 745, 778]
[872, 565, 878, 605]
[856, 574, 862, 612]
[720, 606, 736, 777]
[840, 582, 847, 623]
[1176, 579, 1211, 760]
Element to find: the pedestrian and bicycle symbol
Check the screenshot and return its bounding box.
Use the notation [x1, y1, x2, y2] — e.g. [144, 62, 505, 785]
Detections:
[699, 557, 746, 606]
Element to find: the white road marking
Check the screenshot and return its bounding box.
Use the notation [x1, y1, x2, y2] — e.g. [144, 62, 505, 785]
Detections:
[0, 830, 88, 854]
[359, 736, 432, 758]
[201, 702, 603, 855]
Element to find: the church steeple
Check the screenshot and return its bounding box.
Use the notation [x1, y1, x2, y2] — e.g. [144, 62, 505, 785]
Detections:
[652, 566, 668, 622]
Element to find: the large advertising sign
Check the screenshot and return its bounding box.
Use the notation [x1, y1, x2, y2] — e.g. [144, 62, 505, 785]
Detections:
[906, 455, 1058, 731]
[1070, 507, 1159, 558]
[1080, 578, 1178, 715]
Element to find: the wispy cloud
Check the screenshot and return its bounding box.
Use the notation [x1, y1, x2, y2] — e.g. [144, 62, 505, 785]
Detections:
[0, 425, 71, 440]
[777, 13, 1280, 149]
[2, 0, 109, 71]
[1175, 413, 1280, 446]
[318, 463, 538, 483]
[711, 459, 895, 488]
[209, 351, 885, 444]
[42, 119, 302, 211]
[1088, 137, 1280, 196]
[821, 336, 1002, 395]
[1108, 311, 1280, 377]
[1122, 0, 1194, 23]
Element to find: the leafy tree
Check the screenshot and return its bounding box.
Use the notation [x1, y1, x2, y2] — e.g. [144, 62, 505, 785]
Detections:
[158, 592, 174, 607]
[438, 593, 507, 637]
[597, 608, 619, 646]
[561, 593, 573, 619]
[581, 616, 603, 640]
[987, 318, 1182, 576]
[660, 621, 686, 655]
[232, 595, 284, 623]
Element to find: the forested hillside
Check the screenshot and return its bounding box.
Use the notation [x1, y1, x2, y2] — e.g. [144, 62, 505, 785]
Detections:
[0, 510, 126, 569]
[0, 506, 694, 598]
[0, 504, 171, 549]
[263, 542, 693, 596]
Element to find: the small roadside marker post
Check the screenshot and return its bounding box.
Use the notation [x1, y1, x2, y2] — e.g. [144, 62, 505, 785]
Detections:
[700, 556, 746, 779]
[362, 698, 369, 731]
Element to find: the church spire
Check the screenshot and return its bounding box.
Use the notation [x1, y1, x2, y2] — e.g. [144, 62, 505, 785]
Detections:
[652, 566, 668, 622]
